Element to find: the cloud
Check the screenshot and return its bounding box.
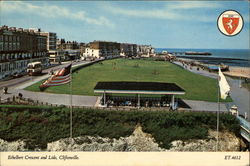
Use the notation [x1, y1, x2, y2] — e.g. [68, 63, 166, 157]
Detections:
[167, 1, 220, 9]
[0, 1, 114, 27]
[102, 1, 221, 22]
[103, 4, 180, 20]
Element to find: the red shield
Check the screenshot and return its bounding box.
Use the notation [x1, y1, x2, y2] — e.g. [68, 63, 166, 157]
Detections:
[222, 15, 239, 34]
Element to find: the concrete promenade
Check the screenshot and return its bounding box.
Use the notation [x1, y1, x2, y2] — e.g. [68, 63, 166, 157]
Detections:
[18, 89, 97, 107]
[183, 100, 228, 112]
[173, 61, 249, 119]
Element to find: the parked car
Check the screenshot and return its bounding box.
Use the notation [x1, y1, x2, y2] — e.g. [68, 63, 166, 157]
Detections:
[12, 73, 25, 78]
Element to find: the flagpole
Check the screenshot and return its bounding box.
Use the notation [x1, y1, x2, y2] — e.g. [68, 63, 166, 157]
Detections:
[216, 67, 230, 152]
[70, 61, 73, 141]
[216, 78, 220, 152]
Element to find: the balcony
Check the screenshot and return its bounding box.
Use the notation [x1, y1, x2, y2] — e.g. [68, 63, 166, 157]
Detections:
[0, 55, 49, 63]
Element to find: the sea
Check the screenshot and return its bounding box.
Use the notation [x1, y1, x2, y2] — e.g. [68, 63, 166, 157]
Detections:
[155, 48, 250, 67]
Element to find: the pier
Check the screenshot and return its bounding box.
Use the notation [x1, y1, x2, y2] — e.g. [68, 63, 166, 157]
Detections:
[168, 51, 212, 56]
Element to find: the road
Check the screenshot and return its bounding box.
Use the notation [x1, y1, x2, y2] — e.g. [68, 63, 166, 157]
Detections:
[0, 60, 90, 89]
[0, 60, 99, 106]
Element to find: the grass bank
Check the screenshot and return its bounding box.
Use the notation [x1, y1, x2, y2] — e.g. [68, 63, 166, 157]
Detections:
[25, 58, 231, 102]
[242, 82, 250, 91]
[0, 105, 239, 150]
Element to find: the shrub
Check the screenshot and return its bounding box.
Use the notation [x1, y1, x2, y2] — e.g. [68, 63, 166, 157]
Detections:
[0, 105, 240, 150]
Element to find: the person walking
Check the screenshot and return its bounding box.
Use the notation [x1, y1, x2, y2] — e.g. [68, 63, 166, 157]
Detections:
[3, 86, 8, 94]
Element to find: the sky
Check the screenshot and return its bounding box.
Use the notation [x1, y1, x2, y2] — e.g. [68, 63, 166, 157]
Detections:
[0, 1, 249, 49]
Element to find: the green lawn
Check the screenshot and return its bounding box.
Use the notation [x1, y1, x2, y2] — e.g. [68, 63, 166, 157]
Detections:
[25, 58, 231, 102]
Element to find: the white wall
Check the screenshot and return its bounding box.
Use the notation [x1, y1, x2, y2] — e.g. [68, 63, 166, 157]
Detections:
[83, 48, 100, 58]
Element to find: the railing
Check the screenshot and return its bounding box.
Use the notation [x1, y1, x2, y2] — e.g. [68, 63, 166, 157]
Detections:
[0, 96, 235, 114]
[237, 115, 250, 142]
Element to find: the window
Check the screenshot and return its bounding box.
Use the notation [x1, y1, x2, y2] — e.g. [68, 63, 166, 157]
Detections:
[4, 35, 8, 41]
[0, 42, 3, 51]
[0, 35, 3, 41]
[4, 44, 8, 51]
[9, 43, 12, 51]
[5, 64, 8, 71]
[6, 54, 10, 60]
[17, 43, 20, 50]
[13, 43, 16, 50]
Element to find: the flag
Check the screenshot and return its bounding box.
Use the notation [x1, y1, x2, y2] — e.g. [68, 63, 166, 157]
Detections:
[218, 67, 230, 99]
[39, 64, 71, 90]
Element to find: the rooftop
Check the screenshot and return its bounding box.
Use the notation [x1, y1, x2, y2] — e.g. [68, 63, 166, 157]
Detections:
[94, 81, 185, 95]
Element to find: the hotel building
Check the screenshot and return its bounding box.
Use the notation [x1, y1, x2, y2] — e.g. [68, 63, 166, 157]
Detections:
[137, 45, 155, 57]
[39, 31, 58, 63]
[84, 41, 120, 59]
[0, 26, 48, 79]
[84, 41, 155, 59]
[120, 43, 137, 57]
[57, 40, 82, 61]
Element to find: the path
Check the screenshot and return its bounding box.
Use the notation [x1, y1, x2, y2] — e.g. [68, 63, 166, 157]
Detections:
[173, 61, 217, 79]
[18, 89, 97, 107]
[173, 61, 250, 120]
[183, 100, 228, 112]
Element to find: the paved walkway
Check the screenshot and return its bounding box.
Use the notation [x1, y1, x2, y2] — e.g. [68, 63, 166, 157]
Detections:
[21, 90, 97, 107]
[173, 61, 250, 120]
[173, 61, 218, 79]
[1, 89, 98, 107]
[183, 100, 228, 112]
[227, 77, 250, 120]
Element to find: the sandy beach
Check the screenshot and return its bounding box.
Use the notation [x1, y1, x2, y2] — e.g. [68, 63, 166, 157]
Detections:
[224, 66, 250, 79]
